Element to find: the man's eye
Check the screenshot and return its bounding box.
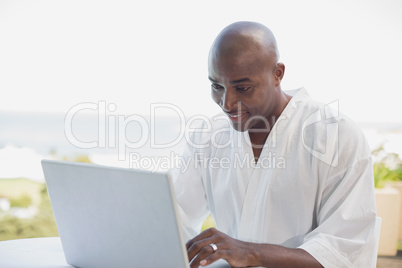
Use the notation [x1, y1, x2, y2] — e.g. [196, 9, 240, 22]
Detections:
[211, 84, 224, 90]
[236, 86, 251, 91]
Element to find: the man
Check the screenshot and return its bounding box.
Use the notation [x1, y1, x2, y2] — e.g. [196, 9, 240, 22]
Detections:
[172, 21, 377, 267]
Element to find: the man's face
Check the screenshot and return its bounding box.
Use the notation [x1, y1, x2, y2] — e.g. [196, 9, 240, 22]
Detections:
[209, 53, 279, 132]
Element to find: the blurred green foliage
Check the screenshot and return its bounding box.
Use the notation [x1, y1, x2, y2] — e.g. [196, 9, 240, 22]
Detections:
[62, 154, 92, 163]
[0, 154, 92, 241]
[0, 178, 42, 205]
[372, 146, 402, 188]
[9, 194, 32, 208]
[0, 184, 58, 241]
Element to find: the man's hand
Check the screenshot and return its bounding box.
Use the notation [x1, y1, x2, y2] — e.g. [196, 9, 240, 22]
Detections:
[186, 228, 324, 268]
[186, 228, 257, 268]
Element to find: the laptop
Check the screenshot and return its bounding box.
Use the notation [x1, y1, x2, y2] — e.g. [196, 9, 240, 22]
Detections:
[42, 160, 231, 268]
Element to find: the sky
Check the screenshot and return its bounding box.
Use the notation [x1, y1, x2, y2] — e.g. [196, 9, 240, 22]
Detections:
[0, 0, 401, 123]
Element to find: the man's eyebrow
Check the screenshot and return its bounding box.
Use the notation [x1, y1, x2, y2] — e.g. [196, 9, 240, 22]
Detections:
[208, 77, 218, 83]
[208, 77, 253, 84]
[230, 78, 252, 84]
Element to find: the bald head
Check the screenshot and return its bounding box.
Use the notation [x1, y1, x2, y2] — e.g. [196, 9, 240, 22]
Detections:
[208, 22, 288, 133]
[209, 21, 280, 70]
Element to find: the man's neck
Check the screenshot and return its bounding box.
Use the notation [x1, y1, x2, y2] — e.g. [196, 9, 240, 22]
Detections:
[248, 91, 292, 161]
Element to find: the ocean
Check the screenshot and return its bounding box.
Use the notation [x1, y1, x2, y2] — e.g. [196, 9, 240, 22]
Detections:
[1, 111, 401, 181]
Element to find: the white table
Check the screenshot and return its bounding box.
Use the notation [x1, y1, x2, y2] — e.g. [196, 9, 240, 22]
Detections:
[0, 237, 233, 268]
[0, 237, 71, 268]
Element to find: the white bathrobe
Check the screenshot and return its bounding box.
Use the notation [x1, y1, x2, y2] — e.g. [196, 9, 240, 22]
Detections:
[171, 88, 377, 267]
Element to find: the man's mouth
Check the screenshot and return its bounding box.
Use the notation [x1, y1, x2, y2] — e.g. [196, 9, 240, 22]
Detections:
[226, 112, 248, 123]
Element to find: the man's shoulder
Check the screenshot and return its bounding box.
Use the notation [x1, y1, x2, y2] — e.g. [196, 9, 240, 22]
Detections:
[290, 89, 363, 138]
[291, 89, 371, 164]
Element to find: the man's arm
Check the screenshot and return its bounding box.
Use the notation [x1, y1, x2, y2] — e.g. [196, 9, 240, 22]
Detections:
[187, 228, 323, 268]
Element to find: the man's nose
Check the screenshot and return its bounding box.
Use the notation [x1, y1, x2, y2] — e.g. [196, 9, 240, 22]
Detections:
[221, 90, 237, 112]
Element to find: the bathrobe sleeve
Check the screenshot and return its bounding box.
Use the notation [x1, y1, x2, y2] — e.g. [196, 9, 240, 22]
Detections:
[170, 129, 210, 242]
[298, 119, 378, 268]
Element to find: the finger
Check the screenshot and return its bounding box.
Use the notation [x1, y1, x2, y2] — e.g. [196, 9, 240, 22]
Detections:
[186, 227, 218, 250]
[187, 236, 216, 262]
[199, 250, 226, 267]
[190, 244, 219, 268]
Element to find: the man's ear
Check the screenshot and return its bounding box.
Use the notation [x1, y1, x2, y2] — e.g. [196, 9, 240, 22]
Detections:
[274, 62, 285, 86]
